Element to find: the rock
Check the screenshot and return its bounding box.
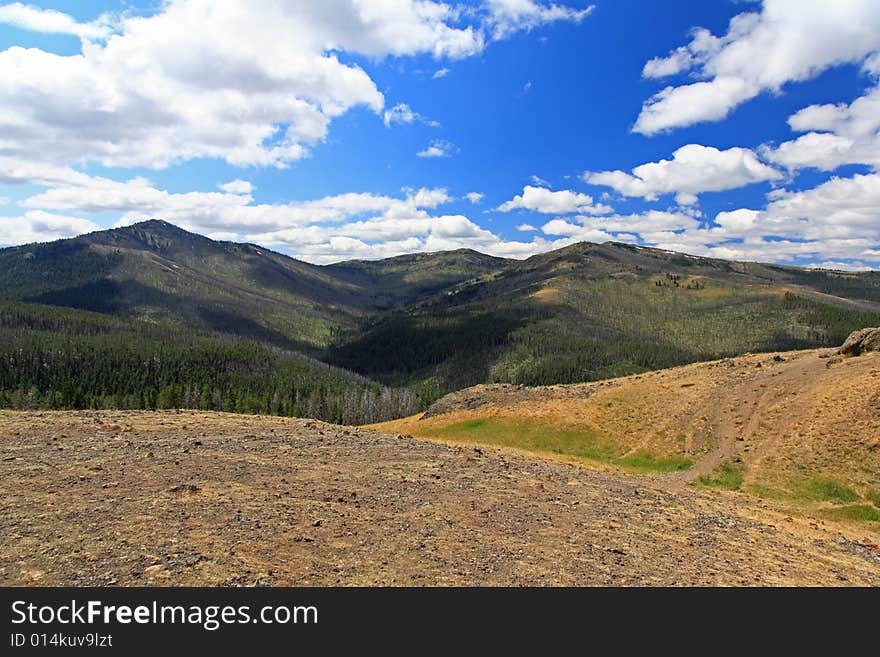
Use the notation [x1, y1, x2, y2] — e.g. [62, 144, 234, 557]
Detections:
[167, 484, 201, 495]
[839, 327, 880, 356]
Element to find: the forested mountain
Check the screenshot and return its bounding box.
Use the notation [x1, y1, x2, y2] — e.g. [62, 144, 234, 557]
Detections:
[0, 302, 416, 424]
[326, 242, 880, 398]
[1, 220, 879, 415]
[0, 220, 507, 353]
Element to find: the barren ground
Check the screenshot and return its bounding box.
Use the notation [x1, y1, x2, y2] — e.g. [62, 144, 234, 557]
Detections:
[1, 407, 878, 586]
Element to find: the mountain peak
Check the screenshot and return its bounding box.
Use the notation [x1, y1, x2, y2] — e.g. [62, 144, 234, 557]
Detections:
[119, 218, 194, 236]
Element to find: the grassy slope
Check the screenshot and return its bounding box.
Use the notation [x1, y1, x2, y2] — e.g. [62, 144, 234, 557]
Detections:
[371, 348, 880, 525]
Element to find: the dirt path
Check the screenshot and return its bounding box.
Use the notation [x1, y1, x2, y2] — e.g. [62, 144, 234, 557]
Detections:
[1, 410, 878, 586]
[659, 352, 825, 490]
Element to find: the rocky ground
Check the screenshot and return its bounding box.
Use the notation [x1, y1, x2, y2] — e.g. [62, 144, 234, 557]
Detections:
[1, 409, 878, 586]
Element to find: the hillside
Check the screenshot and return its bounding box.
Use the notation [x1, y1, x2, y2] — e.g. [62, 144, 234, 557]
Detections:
[0, 302, 416, 424]
[330, 241, 880, 397]
[373, 343, 880, 525]
[1, 408, 878, 586]
[0, 220, 508, 353]
[2, 221, 880, 408]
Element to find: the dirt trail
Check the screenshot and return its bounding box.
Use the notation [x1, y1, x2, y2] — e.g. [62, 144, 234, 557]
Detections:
[2, 409, 878, 586]
[661, 351, 822, 490]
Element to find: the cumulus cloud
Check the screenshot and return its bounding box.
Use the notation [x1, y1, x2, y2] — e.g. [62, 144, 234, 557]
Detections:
[0, 210, 99, 246]
[417, 139, 457, 158]
[218, 179, 254, 195]
[0, 1, 595, 171]
[762, 83, 880, 171]
[383, 102, 439, 128]
[465, 191, 485, 204]
[485, 0, 594, 40]
[0, 3, 115, 39]
[585, 144, 782, 201]
[7, 161, 880, 267]
[433, 67, 450, 78]
[634, 0, 880, 134]
[683, 173, 880, 264]
[4, 166, 578, 263]
[526, 170, 880, 267]
[642, 47, 694, 78]
[541, 210, 701, 242]
[497, 185, 612, 215]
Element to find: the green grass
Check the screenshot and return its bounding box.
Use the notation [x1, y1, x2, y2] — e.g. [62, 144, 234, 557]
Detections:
[433, 417, 623, 462]
[431, 417, 691, 472]
[820, 505, 880, 523]
[745, 477, 880, 524]
[697, 461, 744, 490]
[802, 478, 859, 503]
[748, 477, 859, 504]
[617, 453, 692, 473]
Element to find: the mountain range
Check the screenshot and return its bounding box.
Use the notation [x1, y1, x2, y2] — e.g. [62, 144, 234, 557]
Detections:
[1, 219, 879, 414]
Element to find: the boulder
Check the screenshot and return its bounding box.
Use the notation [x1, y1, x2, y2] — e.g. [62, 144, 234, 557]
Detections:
[838, 327, 880, 356]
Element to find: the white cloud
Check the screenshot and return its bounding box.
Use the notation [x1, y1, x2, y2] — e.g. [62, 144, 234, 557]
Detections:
[497, 185, 612, 215]
[217, 179, 254, 195]
[6, 162, 879, 267]
[0, 210, 99, 246]
[642, 47, 694, 78]
[12, 166, 448, 233]
[763, 83, 880, 171]
[465, 191, 485, 204]
[5, 167, 576, 264]
[530, 171, 880, 267]
[516, 223, 536, 231]
[755, 173, 880, 241]
[383, 102, 439, 128]
[675, 192, 699, 206]
[530, 174, 550, 187]
[433, 67, 450, 78]
[806, 260, 876, 272]
[417, 139, 457, 158]
[696, 173, 880, 263]
[634, 0, 880, 134]
[0, 0, 526, 172]
[541, 210, 701, 241]
[237, 203, 569, 264]
[0, 3, 115, 39]
[585, 144, 781, 201]
[485, 0, 594, 40]
[0, 1, 595, 173]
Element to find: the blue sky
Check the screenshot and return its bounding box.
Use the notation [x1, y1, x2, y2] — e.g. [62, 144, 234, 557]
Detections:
[0, 1, 878, 268]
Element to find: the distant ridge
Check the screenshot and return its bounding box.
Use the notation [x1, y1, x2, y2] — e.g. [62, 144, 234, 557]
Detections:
[1, 219, 879, 403]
